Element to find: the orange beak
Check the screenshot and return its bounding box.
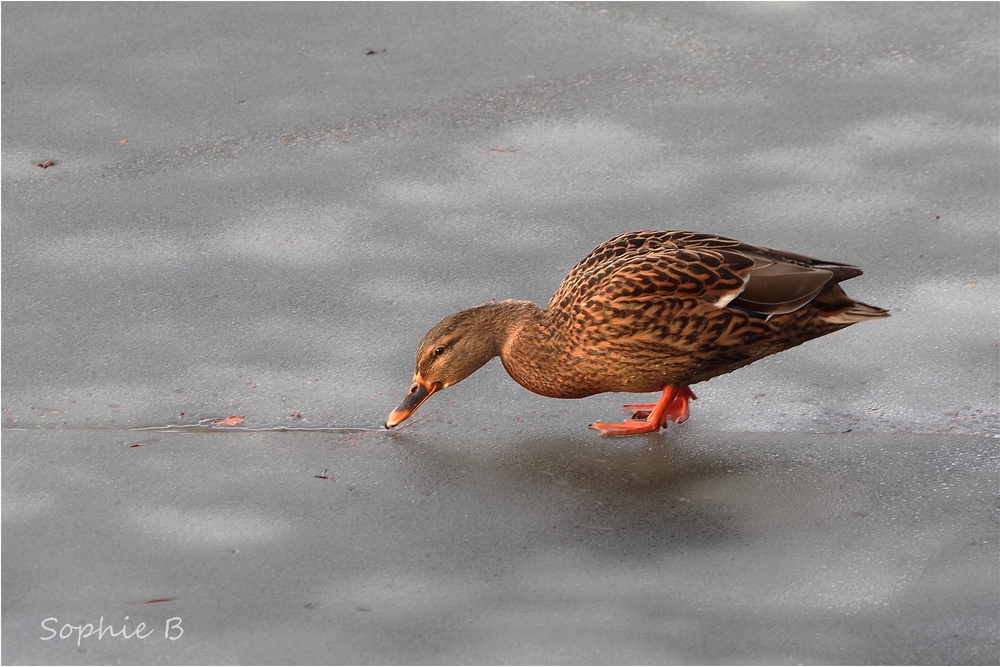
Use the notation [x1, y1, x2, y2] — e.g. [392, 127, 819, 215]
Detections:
[385, 374, 440, 429]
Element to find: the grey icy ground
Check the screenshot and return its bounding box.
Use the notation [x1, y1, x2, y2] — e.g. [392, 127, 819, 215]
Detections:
[2, 3, 998, 665]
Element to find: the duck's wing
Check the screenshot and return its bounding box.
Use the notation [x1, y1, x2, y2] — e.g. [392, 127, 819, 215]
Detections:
[548, 230, 863, 320]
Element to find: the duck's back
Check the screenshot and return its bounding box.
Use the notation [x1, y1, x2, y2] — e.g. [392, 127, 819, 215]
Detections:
[532, 231, 888, 394]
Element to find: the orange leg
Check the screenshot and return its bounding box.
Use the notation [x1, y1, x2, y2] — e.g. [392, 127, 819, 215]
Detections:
[590, 386, 697, 436]
[622, 387, 697, 422]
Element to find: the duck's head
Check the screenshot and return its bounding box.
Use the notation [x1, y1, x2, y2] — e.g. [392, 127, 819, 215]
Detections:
[385, 307, 503, 429]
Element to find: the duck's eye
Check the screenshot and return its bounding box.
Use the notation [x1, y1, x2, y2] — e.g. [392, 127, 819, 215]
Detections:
[432, 346, 446, 357]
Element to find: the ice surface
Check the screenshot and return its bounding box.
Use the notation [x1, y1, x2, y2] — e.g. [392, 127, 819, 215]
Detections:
[3, 3, 997, 664]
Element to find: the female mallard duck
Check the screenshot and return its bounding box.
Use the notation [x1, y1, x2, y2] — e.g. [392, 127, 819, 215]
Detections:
[386, 231, 889, 436]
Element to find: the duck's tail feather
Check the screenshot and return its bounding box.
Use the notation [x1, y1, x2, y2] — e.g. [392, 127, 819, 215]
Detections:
[822, 300, 891, 324]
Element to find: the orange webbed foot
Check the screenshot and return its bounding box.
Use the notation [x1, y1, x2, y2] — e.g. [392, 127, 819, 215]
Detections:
[663, 386, 697, 424]
[589, 418, 663, 436]
[591, 386, 697, 436]
[621, 402, 657, 420]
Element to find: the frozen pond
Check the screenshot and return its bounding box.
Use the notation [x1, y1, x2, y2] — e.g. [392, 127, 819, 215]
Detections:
[3, 3, 998, 664]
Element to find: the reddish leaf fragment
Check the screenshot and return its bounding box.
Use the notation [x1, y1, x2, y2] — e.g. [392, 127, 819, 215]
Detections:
[35, 160, 57, 169]
[126, 597, 177, 606]
[213, 415, 246, 426]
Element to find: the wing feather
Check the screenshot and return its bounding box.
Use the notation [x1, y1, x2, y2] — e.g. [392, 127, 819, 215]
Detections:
[548, 231, 865, 337]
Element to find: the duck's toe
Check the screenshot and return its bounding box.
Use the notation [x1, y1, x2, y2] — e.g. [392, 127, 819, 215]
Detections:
[589, 418, 663, 436]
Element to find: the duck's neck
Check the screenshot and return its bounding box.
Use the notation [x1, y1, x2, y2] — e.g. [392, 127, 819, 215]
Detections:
[471, 299, 549, 352]
[474, 300, 572, 398]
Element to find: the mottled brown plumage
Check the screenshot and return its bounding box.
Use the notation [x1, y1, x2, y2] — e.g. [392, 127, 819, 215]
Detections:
[386, 231, 889, 435]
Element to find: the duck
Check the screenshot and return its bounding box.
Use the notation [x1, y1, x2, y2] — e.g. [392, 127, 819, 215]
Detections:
[385, 230, 889, 436]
